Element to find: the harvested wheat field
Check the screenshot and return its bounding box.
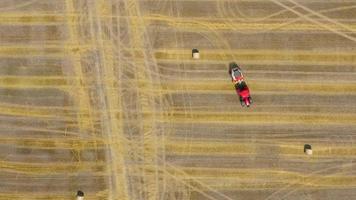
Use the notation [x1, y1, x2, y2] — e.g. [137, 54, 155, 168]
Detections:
[0, 0, 355, 200]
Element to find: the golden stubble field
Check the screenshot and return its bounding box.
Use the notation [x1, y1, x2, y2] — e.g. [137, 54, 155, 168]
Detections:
[0, 0, 355, 200]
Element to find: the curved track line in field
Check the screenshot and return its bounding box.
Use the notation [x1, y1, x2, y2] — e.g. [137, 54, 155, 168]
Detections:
[222, 1, 297, 22]
[263, 162, 356, 200]
[159, 156, 236, 200]
[138, 14, 356, 34]
[0, 0, 38, 11]
[221, 2, 356, 31]
[287, 0, 356, 33]
[163, 171, 224, 200]
[263, 4, 356, 34]
[228, 4, 356, 34]
[268, 0, 356, 42]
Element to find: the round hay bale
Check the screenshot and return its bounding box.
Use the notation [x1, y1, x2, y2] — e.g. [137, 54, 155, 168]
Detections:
[192, 48, 200, 59]
[304, 144, 312, 155]
[77, 190, 84, 200]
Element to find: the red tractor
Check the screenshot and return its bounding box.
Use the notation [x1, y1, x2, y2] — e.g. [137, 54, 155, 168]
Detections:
[228, 62, 252, 107]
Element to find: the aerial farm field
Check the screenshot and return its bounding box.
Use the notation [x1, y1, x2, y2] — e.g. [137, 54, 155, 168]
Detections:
[0, 0, 355, 200]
